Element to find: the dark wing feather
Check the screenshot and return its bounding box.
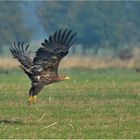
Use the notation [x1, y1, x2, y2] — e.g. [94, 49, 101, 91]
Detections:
[10, 41, 33, 69]
[32, 29, 77, 74]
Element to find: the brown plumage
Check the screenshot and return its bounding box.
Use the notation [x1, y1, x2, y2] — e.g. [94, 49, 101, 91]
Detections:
[10, 29, 77, 104]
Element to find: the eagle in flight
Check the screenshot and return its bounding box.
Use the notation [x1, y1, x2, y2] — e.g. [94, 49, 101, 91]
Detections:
[10, 29, 77, 105]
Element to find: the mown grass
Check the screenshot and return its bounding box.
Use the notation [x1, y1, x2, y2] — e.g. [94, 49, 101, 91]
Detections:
[0, 68, 140, 139]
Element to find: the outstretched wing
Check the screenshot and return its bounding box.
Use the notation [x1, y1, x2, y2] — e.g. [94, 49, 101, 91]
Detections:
[32, 29, 77, 74]
[10, 41, 33, 69]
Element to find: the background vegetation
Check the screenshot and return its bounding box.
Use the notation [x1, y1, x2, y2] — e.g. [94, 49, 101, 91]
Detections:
[0, 1, 32, 54]
[0, 69, 140, 139]
[1, 1, 140, 58]
[0, 1, 140, 139]
[37, 1, 140, 55]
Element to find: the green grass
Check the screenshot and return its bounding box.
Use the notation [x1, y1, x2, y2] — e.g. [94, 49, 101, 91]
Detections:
[0, 68, 140, 139]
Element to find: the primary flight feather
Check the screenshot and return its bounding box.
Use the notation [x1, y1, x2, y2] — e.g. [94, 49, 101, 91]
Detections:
[10, 29, 77, 104]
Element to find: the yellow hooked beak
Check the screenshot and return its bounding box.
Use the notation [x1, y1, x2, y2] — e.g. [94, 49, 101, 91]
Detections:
[64, 76, 70, 80]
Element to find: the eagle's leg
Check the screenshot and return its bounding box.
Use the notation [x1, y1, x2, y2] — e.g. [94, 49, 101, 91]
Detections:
[27, 83, 44, 105]
[28, 95, 37, 105]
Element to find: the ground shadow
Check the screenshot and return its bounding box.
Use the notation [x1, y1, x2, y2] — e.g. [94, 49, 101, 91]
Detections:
[0, 119, 24, 125]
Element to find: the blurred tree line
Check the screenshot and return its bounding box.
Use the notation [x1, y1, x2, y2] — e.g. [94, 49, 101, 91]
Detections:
[0, 1, 140, 57]
[0, 1, 32, 54]
[37, 1, 140, 55]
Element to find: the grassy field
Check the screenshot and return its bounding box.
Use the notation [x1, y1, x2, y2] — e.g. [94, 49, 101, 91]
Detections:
[0, 68, 140, 139]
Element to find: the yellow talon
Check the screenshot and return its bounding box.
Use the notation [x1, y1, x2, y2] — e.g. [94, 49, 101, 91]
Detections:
[33, 96, 37, 102]
[28, 96, 37, 105]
